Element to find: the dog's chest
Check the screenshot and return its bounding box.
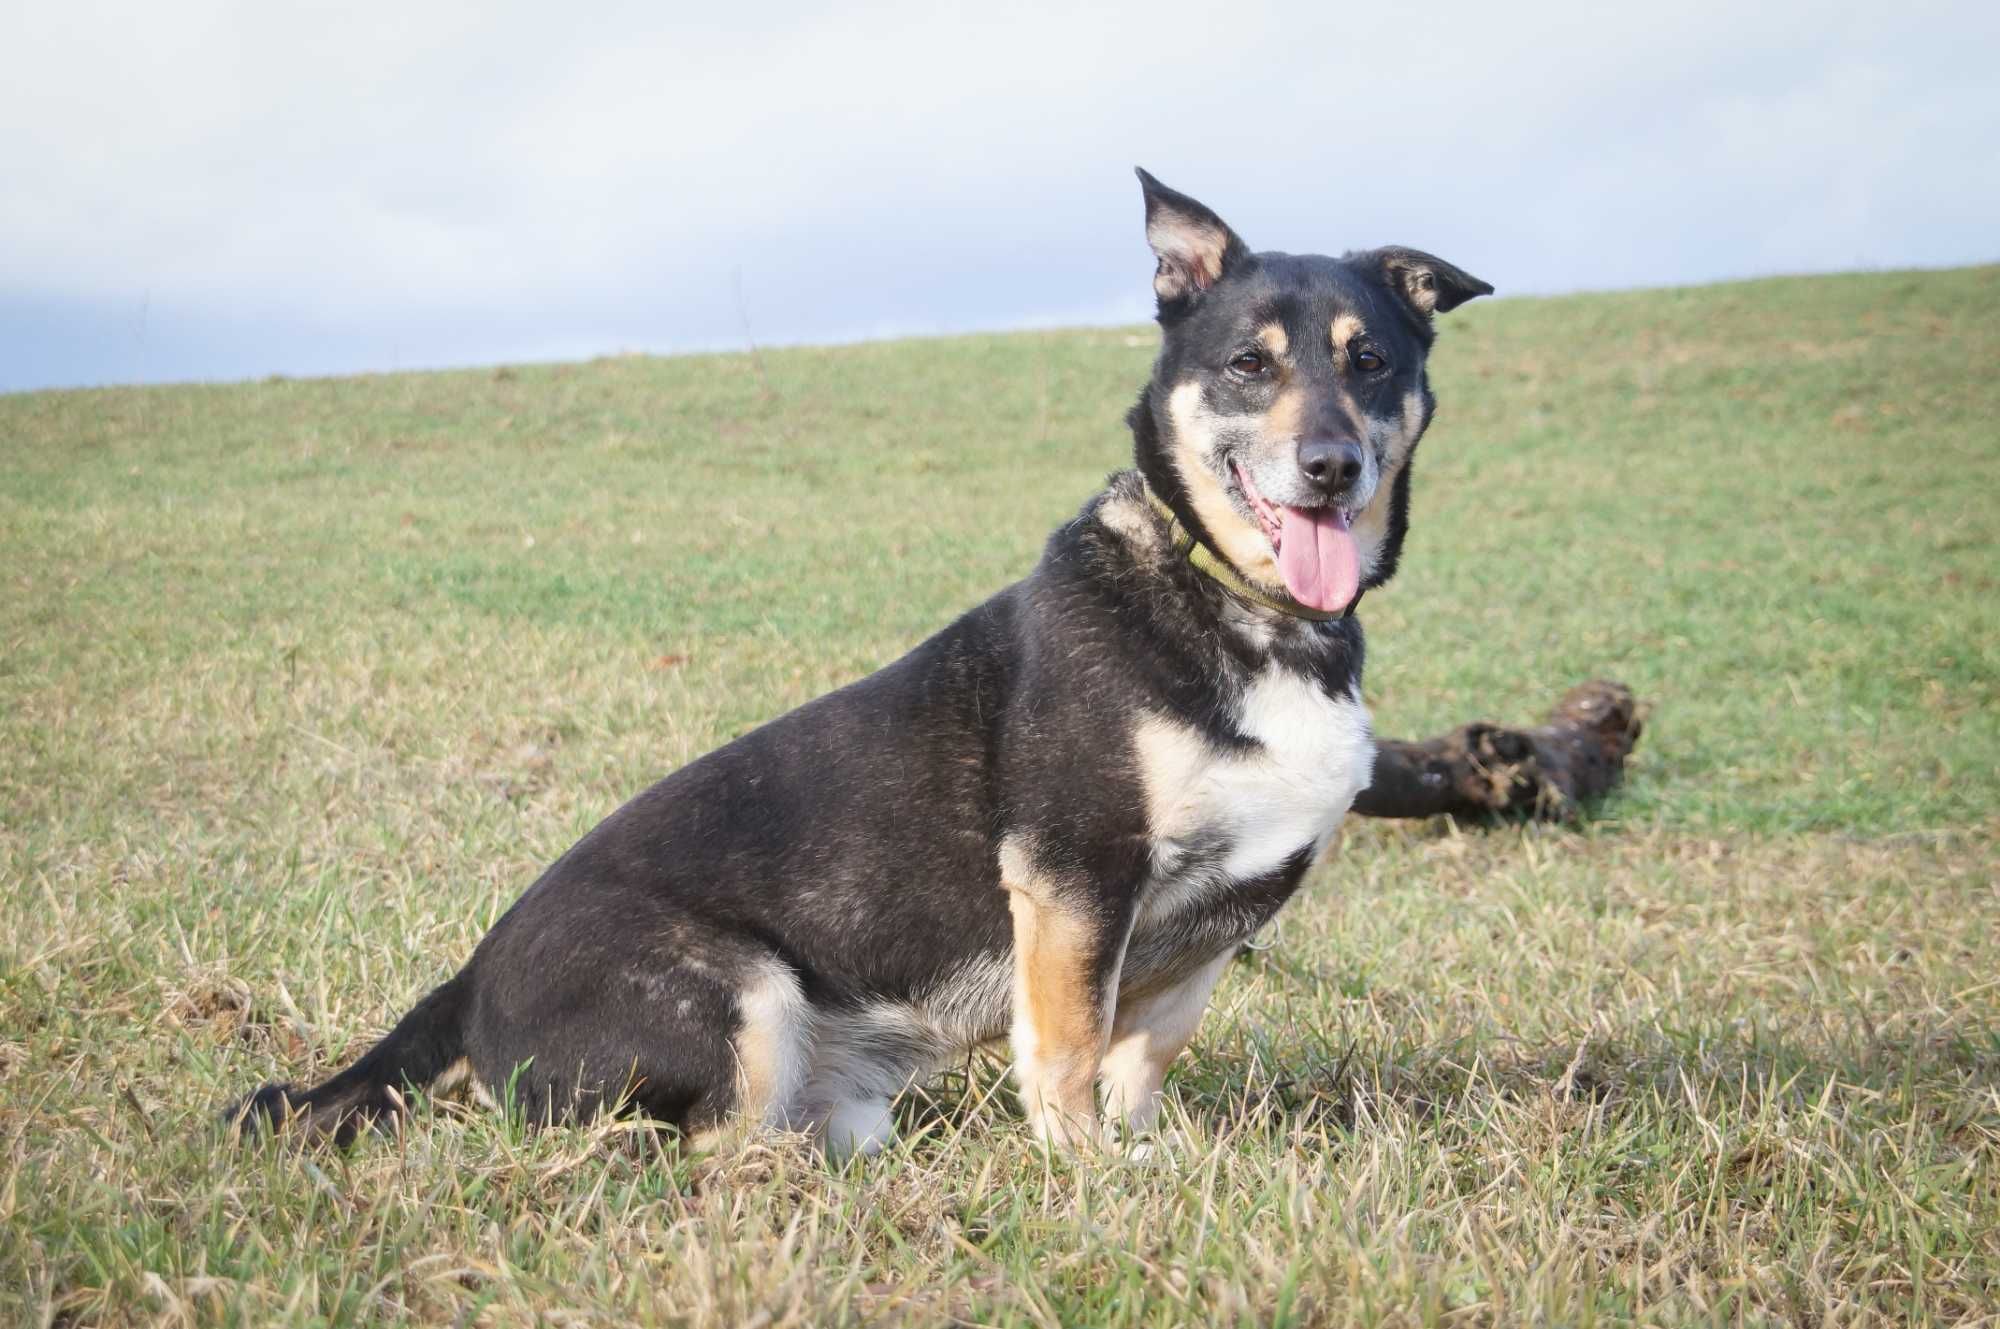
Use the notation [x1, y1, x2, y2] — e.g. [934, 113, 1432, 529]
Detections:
[1130, 666, 1374, 950]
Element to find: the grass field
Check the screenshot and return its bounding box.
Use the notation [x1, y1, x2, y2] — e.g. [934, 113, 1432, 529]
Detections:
[3, 266, 1997, 1326]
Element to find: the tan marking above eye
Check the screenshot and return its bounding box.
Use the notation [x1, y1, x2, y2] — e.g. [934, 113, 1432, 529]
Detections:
[1330, 313, 1364, 356]
[1254, 322, 1289, 356]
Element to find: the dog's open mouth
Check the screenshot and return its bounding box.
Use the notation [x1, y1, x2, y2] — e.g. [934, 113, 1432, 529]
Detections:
[1233, 462, 1361, 613]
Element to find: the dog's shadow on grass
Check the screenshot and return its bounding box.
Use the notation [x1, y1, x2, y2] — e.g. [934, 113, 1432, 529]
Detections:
[1165, 1019, 1996, 1148]
[881, 1008, 1994, 1158]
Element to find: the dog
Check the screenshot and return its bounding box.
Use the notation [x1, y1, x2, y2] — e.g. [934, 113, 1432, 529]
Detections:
[229, 170, 1490, 1155]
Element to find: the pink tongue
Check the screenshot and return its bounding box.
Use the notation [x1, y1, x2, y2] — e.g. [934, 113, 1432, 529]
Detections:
[1276, 506, 1360, 613]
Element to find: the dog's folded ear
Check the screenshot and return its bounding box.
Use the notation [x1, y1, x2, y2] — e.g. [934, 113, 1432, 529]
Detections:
[1373, 247, 1494, 316]
[1136, 168, 1250, 310]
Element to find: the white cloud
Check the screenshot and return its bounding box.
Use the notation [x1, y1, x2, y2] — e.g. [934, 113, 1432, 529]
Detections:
[3, 0, 1996, 388]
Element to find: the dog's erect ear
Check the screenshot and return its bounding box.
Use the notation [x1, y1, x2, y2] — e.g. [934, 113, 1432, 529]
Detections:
[1375, 247, 1494, 316]
[1136, 168, 1250, 307]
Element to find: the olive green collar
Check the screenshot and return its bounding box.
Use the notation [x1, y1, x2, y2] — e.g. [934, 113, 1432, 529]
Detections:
[1146, 490, 1360, 622]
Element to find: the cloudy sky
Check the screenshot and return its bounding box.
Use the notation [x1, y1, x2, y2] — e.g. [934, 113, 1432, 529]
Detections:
[4, 1, 1995, 393]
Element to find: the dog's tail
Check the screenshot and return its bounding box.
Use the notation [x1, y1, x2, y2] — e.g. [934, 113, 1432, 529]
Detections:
[224, 974, 469, 1146]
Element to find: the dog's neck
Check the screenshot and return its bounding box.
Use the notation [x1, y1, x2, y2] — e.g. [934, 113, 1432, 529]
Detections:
[1126, 386, 1209, 549]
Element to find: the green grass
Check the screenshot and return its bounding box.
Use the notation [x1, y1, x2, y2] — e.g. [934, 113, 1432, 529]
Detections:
[3, 267, 1997, 1326]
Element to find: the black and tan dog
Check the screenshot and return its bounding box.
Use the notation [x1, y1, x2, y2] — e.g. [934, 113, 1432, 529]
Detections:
[230, 171, 1490, 1155]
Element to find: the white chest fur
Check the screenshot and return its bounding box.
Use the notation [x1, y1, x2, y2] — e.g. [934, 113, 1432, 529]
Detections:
[1133, 665, 1375, 924]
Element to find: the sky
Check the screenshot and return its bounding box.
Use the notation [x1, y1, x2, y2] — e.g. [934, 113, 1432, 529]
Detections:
[3, 1, 1996, 393]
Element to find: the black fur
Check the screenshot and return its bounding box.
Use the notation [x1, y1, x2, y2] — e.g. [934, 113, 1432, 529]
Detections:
[226, 172, 1488, 1150]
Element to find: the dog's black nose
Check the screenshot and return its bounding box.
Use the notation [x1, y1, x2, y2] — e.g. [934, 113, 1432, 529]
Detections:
[1298, 438, 1365, 493]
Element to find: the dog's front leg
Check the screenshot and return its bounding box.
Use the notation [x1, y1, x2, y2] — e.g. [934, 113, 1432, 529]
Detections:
[1100, 949, 1235, 1136]
[1001, 838, 1137, 1149]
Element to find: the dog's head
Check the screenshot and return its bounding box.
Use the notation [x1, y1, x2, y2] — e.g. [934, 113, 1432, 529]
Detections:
[1128, 169, 1491, 614]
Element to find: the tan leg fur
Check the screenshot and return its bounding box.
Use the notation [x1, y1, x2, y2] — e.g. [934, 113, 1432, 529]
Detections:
[1098, 950, 1234, 1134]
[1002, 840, 1128, 1148]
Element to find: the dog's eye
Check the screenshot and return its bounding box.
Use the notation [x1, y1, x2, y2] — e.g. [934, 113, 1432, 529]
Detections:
[1229, 351, 1268, 375]
[1354, 349, 1388, 373]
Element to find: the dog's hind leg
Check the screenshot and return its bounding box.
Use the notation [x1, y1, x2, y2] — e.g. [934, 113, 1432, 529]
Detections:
[821, 1095, 898, 1158]
[790, 1002, 940, 1158]
[725, 958, 814, 1133]
[463, 925, 805, 1139]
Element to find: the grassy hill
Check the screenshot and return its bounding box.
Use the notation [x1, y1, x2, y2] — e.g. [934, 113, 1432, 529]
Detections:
[3, 268, 1996, 1325]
